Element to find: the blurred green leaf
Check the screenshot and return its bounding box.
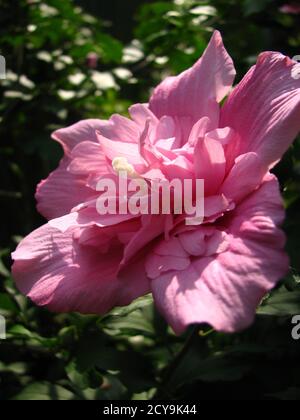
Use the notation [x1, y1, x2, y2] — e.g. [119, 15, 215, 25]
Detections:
[243, 0, 273, 16]
[257, 290, 300, 316]
[166, 350, 252, 392]
[0, 293, 18, 313]
[12, 382, 77, 401]
[269, 387, 300, 401]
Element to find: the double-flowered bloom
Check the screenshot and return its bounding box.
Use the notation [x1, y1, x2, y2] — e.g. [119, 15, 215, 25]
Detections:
[12, 32, 300, 334]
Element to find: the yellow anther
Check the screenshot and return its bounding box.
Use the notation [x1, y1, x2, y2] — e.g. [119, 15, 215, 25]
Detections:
[112, 157, 137, 178]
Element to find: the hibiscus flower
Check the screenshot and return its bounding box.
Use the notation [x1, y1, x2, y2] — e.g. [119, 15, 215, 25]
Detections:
[12, 31, 300, 334]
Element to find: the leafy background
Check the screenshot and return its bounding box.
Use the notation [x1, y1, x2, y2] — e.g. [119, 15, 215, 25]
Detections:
[0, 0, 300, 400]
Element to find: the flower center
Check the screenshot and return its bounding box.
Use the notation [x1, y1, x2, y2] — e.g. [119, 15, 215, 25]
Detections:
[112, 157, 137, 178]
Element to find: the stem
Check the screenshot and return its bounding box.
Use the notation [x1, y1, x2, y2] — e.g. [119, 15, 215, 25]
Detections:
[153, 326, 199, 400]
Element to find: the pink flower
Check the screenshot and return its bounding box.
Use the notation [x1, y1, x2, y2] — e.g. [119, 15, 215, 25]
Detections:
[86, 52, 99, 69]
[280, 3, 300, 14]
[12, 31, 300, 334]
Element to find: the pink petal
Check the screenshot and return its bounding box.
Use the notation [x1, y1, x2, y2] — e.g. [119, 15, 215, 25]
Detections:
[220, 152, 266, 203]
[36, 158, 95, 220]
[162, 155, 194, 180]
[97, 132, 147, 170]
[221, 52, 300, 169]
[121, 215, 166, 265]
[146, 254, 190, 280]
[155, 236, 189, 257]
[49, 205, 138, 232]
[149, 31, 236, 124]
[194, 135, 226, 195]
[205, 127, 236, 146]
[129, 103, 159, 127]
[178, 227, 228, 257]
[155, 138, 178, 155]
[204, 194, 232, 219]
[98, 114, 140, 144]
[145, 235, 190, 279]
[155, 116, 176, 142]
[178, 228, 210, 256]
[188, 117, 214, 146]
[68, 141, 108, 175]
[151, 175, 289, 334]
[52, 119, 105, 155]
[37, 120, 109, 220]
[12, 223, 150, 314]
[229, 173, 287, 241]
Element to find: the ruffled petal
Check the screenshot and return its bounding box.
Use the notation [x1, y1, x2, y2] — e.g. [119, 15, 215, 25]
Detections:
[36, 159, 95, 220]
[68, 141, 109, 176]
[221, 52, 300, 168]
[12, 223, 150, 314]
[52, 119, 105, 155]
[151, 175, 289, 334]
[149, 31, 236, 124]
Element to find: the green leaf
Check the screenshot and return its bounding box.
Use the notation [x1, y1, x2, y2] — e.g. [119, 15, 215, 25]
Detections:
[108, 295, 153, 317]
[66, 360, 103, 390]
[12, 382, 77, 401]
[257, 290, 300, 316]
[104, 310, 154, 335]
[98, 34, 123, 63]
[8, 325, 57, 347]
[8, 325, 33, 338]
[166, 350, 252, 391]
[243, 0, 273, 16]
[269, 387, 300, 401]
[0, 293, 18, 313]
